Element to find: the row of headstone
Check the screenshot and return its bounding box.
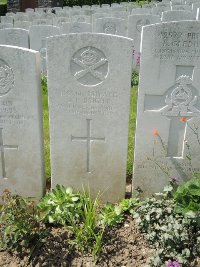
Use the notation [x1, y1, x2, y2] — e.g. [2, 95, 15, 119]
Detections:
[0, 20, 200, 202]
[0, 32, 133, 203]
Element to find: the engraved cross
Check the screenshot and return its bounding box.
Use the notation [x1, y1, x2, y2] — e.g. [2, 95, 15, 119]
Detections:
[71, 119, 105, 172]
[0, 128, 18, 179]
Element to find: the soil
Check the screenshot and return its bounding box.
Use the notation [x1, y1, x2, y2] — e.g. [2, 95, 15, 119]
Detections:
[0, 215, 199, 267]
[0, 181, 199, 267]
[0, 216, 153, 267]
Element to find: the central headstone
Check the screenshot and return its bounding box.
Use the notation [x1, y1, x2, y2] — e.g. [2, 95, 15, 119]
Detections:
[133, 21, 200, 197]
[47, 33, 133, 202]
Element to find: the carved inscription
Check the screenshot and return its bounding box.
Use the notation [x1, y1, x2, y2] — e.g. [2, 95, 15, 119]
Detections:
[0, 100, 34, 126]
[0, 60, 14, 96]
[70, 46, 108, 86]
[57, 89, 119, 116]
[154, 29, 200, 60]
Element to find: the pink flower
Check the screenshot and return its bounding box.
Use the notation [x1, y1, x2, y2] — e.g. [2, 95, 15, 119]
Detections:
[165, 260, 181, 267]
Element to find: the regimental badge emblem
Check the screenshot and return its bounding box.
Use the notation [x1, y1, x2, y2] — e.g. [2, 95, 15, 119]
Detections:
[103, 22, 117, 35]
[0, 59, 14, 96]
[70, 46, 108, 86]
[161, 75, 200, 117]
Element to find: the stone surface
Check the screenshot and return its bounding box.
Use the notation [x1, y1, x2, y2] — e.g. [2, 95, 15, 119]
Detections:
[1, 16, 13, 25]
[0, 45, 45, 198]
[14, 21, 31, 30]
[47, 33, 133, 202]
[0, 23, 13, 29]
[133, 21, 200, 197]
[0, 28, 29, 48]
[162, 10, 196, 21]
[128, 14, 160, 70]
[29, 25, 60, 51]
[61, 22, 92, 34]
[32, 18, 53, 26]
[72, 15, 91, 23]
[94, 17, 127, 37]
[53, 16, 70, 26]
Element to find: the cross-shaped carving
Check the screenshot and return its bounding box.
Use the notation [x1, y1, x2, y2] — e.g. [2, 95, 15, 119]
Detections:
[71, 119, 105, 172]
[0, 128, 18, 179]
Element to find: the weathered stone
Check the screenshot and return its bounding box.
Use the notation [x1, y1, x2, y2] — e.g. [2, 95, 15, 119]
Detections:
[61, 22, 92, 34]
[47, 33, 133, 202]
[133, 21, 200, 196]
[94, 17, 127, 37]
[128, 14, 160, 70]
[0, 28, 29, 48]
[29, 25, 60, 51]
[0, 45, 45, 199]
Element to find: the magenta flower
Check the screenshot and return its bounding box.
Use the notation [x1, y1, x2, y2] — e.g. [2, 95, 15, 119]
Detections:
[165, 260, 181, 267]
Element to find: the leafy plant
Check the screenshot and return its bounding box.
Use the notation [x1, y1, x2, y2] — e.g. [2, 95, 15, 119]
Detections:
[133, 191, 200, 267]
[37, 185, 83, 225]
[67, 189, 104, 261]
[174, 177, 200, 217]
[0, 191, 47, 253]
[99, 198, 138, 227]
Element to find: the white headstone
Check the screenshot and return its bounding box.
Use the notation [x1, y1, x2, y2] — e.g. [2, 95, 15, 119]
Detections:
[61, 22, 92, 34]
[133, 21, 200, 196]
[128, 14, 160, 70]
[1, 16, 13, 25]
[32, 19, 53, 26]
[53, 17, 71, 26]
[0, 29, 29, 48]
[0, 45, 45, 199]
[29, 25, 60, 51]
[171, 4, 192, 11]
[72, 15, 91, 23]
[161, 10, 196, 21]
[131, 8, 152, 15]
[47, 33, 133, 202]
[94, 17, 127, 37]
[0, 23, 13, 29]
[14, 21, 31, 30]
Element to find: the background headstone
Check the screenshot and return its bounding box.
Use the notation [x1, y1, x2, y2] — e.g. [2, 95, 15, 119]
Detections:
[0, 28, 29, 48]
[133, 21, 200, 196]
[0, 45, 45, 198]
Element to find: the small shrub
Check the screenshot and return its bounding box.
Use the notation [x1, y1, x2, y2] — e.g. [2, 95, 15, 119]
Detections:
[174, 176, 200, 217]
[0, 191, 47, 253]
[37, 185, 83, 225]
[133, 190, 200, 267]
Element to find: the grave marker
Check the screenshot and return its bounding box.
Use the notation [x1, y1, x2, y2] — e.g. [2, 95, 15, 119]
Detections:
[47, 33, 133, 202]
[0, 45, 45, 198]
[133, 21, 200, 196]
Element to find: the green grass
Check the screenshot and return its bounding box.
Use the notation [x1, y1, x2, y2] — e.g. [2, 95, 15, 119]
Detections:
[0, 0, 7, 5]
[41, 78, 138, 182]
